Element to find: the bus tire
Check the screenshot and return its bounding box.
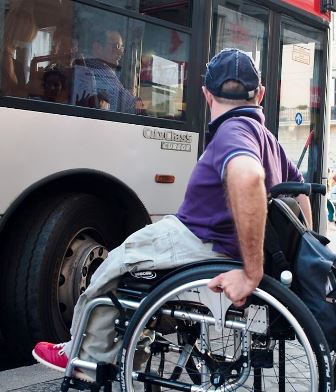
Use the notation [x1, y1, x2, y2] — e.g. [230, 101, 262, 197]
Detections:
[0, 193, 119, 363]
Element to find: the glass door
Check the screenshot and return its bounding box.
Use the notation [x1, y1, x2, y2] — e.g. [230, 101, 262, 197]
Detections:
[211, 0, 269, 83]
[209, 2, 328, 231]
[208, 0, 269, 147]
[277, 20, 324, 182]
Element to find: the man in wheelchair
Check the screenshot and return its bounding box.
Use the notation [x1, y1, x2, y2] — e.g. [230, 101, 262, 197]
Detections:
[33, 49, 328, 391]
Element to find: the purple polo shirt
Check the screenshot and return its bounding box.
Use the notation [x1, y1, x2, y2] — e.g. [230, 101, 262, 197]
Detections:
[176, 106, 303, 259]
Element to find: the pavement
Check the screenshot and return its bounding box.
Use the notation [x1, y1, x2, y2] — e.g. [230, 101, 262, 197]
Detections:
[1, 223, 336, 391]
[0, 364, 63, 391]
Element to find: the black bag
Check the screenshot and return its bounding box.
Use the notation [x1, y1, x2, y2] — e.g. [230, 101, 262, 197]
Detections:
[265, 198, 336, 350]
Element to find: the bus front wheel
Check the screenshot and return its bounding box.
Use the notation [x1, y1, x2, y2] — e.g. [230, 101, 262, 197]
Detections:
[0, 193, 120, 364]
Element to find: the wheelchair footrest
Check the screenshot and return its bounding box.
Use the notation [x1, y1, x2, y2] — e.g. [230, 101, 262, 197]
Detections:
[60, 376, 97, 392]
[60, 362, 118, 392]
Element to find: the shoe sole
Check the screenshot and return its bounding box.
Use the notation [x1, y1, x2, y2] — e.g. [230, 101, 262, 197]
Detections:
[32, 349, 94, 383]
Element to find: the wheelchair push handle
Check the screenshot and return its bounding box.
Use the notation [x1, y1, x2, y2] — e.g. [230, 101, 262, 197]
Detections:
[269, 182, 326, 198]
[310, 183, 327, 196]
[270, 182, 311, 198]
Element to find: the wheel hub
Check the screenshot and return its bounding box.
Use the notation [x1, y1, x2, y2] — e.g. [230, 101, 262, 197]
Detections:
[58, 232, 108, 326]
[211, 370, 226, 387]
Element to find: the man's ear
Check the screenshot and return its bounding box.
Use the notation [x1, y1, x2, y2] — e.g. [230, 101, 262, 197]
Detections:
[202, 86, 213, 107]
[257, 85, 265, 104]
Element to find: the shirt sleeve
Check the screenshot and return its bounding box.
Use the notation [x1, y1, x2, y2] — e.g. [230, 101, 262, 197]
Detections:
[212, 118, 262, 181]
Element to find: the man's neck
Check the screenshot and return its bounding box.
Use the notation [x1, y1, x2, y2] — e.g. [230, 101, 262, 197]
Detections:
[211, 103, 254, 122]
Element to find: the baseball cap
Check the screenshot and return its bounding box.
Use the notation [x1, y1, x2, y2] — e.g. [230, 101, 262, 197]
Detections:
[205, 48, 261, 100]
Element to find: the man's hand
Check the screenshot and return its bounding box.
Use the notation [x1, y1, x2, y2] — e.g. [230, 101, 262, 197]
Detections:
[207, 269, 262, 307]
[76, 91, 97, 108]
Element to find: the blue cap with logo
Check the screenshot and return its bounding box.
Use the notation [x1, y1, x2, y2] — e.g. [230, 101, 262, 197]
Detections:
[205, 48, 261, 100]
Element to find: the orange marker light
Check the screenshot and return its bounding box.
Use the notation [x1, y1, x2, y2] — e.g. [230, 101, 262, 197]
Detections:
[155, 175, 175, 184]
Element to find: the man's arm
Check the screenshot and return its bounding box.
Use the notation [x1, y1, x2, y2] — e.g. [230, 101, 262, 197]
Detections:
[295, 194, 313, 230]
[208, 155, 267, 306]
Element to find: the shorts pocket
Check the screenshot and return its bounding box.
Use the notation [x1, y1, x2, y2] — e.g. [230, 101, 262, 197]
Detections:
[124, 233, 174, 271]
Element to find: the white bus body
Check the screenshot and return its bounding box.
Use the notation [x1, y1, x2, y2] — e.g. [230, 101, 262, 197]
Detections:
[0, 106, 198, 218]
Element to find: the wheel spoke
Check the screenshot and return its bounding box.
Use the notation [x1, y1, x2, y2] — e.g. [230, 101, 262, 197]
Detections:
[119, 268, 332, 392]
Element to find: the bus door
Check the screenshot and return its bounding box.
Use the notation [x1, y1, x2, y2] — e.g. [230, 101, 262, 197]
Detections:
[210, 0, 269, 104]
[276, 19, 327, 229]
[210, 1, 329, 232]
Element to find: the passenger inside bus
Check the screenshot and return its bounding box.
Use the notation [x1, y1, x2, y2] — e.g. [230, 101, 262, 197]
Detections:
[40, 65, 69, 104]
[1, 0, 186, 119]
[72, 29, 136, 113]
[27, 26, 80, 103]
[1, 0, 37, 97]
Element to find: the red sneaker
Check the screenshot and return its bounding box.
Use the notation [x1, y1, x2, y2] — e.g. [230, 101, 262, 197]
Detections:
[32, 341, 94, 382]
[32, 342, 68, 372]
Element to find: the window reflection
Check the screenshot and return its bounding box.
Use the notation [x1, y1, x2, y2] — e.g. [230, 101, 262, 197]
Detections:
[0, 0, 189, 120]
[139, 23, 188, 119]
[214, 1, 268, 74]
[1, 0, 38, 97]
[277, 25, 323, 179]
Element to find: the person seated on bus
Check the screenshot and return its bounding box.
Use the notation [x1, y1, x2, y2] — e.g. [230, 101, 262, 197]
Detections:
[40, 65, 69, 104]
[1, 0, 37, 97]
[27, 27, 80, 102]
[32, 48, 312, 381]
[72, 29, 136, 113]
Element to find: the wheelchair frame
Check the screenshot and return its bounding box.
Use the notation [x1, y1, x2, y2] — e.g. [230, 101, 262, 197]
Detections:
[59, 182, 333, 392]
[60, 260, 333, 392]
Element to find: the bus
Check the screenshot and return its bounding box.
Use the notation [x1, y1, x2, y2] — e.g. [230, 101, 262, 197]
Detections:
[0, 0, 334, 364]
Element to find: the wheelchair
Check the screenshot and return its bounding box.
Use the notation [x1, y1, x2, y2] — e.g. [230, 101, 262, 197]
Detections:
[60, 183, 334, 392]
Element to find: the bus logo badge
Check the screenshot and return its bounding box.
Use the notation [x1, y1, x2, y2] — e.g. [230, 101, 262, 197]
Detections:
[143, 127, 192, 152]
[161, 142, 191, 152]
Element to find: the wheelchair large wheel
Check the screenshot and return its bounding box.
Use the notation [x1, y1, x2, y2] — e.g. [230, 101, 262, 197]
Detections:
[118, 262, 333, 392]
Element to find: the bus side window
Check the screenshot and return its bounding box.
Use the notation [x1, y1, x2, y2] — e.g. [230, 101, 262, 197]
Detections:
[68, 3, 190, 119]
[137, 26, 189, 120]
[1, 0, 190, 121]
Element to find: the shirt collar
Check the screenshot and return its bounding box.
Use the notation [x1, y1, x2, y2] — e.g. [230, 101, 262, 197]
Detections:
[208, 106, 265, 139]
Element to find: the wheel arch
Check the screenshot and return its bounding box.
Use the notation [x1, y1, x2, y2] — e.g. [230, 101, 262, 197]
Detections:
[0, 168, 151, 247]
